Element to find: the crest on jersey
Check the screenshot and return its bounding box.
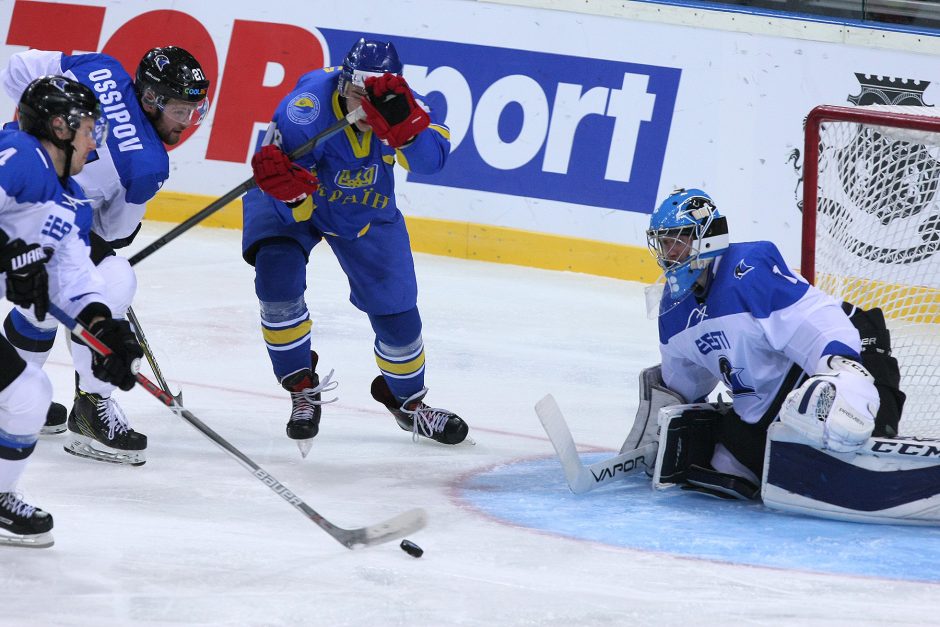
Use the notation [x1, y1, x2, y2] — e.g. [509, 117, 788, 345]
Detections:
[335, 165, 378, 189]
[733, 259, 754, 280]
[718, 356, 759, 398]
[154, 55, 170, 70]
[287, 93, 320, 125]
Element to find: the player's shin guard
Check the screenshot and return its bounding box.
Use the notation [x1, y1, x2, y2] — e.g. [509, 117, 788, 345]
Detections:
[3, 308, 56, 368]
[0, 363, 50, 490]
[373, 335, 426, 398]
[260, 297, 313, 381]
[3, 310, 63, 435]
[370, 308, 425, 399]
[0, 364, 53, 548]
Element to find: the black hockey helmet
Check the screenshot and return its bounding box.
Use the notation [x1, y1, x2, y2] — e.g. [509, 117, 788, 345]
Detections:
[135, 46, 210, 124]
[18, 75, 105, 147]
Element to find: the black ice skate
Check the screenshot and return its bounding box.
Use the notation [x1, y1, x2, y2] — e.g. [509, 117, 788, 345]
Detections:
[0, 492, 53, 548]
[370, 376, 470, 445]
[65, 389, 147, 466]
[281, 352, 337, 458]
[40, 401, 67, 435]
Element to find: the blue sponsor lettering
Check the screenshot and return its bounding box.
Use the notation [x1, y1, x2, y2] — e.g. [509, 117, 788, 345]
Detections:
[320, 30, 680, 213]
[695, 330, 730, 355]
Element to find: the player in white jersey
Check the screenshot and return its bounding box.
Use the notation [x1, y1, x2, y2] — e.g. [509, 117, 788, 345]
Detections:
[632, 188, 904, 501]
[0, 76, 143, 546]
[0, 47, 209, 464]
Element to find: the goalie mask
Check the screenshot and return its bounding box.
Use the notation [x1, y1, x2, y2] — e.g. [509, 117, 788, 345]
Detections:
[646, 188, 729, 313]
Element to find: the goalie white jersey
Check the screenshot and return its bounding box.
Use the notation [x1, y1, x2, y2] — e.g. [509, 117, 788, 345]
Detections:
[658, 240, 862, 425]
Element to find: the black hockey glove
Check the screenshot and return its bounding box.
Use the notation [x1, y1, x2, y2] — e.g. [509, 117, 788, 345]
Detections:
[0, 234, 50, 321]
[88, 318, 143, 391]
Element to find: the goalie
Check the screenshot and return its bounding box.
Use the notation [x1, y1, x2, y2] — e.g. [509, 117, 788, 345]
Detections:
[633, 188, 930, 524]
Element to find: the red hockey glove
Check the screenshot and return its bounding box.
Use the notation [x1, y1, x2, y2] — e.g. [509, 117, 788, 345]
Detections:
[251, 145, 319, 203]
[362, 73, 430, 148]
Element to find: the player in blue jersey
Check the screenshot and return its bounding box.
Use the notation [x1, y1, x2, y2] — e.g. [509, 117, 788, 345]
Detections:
[0, 47, 209, 464]
[627, 187, 904, 501]
[0, 76, 143, 545]
[243, 38, 469, 456]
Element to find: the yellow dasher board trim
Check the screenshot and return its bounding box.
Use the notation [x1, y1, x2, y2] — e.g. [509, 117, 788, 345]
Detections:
[145, 191, 657, 282]
[816, 273, 940, 324]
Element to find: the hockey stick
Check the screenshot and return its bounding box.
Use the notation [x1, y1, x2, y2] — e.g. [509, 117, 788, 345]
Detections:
[49, 303, 426, 549]
[535, 394, 656, 494]
[128, 105, 367, 267]
[126, 305, 182, 405]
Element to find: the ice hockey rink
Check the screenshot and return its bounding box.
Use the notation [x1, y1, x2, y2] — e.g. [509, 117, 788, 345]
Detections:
[5, 222, 940, 626]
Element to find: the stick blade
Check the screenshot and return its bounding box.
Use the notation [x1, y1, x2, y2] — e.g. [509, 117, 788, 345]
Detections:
[535, 394, 589, 492]
[337, 507, 428, 550]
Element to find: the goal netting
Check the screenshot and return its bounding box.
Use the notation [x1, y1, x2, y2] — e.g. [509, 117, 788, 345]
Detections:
[804, 104, 940, 437]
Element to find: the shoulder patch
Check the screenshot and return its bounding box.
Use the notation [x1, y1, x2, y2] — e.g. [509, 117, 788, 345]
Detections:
[287, 92, 321, 125]
[733, 259, 754, 280]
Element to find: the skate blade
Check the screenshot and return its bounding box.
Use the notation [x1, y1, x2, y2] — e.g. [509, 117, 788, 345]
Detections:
[0, 530, 54, 549]
[296, 438, 313, 459]
[64, 434, 146, 466]
[40, 424, 67, 436]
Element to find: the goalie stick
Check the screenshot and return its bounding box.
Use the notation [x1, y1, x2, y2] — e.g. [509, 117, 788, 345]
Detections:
[128, 105, 368, 267]
[535, 394, 656, 494]
[49, 303, 426, 549]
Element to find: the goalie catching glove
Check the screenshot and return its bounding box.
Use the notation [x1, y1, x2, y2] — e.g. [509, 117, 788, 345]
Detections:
[251, 145, 319, 204]
[362, 73, 430, 148]
[779, 355, 879, 453]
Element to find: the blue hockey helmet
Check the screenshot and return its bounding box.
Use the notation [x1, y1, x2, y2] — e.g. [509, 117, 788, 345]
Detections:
[338, 38, 403, 95]
[646, 188, 729, 305]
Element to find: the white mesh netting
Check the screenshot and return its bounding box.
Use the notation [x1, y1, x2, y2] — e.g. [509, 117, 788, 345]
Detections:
[812, 104, 940, 437]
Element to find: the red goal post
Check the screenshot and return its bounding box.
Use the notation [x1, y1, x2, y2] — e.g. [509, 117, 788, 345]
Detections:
[802, 104, 940, 437]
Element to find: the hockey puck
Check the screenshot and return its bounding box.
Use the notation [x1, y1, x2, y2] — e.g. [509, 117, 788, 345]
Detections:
[399, 539, 423, 558]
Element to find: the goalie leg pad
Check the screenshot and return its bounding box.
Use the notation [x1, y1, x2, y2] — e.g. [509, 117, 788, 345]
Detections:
[762, 422, 940, 524]
[620, 365, 684, 454]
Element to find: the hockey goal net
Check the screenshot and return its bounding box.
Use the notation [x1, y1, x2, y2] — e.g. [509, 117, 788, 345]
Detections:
[803, 104, 940, 437]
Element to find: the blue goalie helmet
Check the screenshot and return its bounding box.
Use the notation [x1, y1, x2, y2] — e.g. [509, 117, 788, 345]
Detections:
[647, 188, 729, 305]
[338, 38, 403, 95]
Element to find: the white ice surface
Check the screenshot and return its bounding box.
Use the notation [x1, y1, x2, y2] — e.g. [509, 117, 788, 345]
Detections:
[3, 222, 939, 626]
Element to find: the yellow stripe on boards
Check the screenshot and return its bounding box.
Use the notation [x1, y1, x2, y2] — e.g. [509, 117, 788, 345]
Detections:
[144, 191, 658, 282]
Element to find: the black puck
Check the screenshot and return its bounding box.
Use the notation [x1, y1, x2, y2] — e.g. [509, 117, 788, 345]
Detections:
[400, 539, 423, 558]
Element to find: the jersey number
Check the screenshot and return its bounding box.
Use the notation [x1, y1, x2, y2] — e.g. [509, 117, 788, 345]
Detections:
[0, 147, 17, 166]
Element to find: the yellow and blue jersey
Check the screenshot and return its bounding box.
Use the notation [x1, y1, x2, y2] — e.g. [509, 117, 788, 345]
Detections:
[244, 66, 450, 242]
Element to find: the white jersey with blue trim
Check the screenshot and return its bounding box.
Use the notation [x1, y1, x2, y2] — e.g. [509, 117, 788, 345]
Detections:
[1, 49, 168, 242]
[0, 129, 106, 318]
[658, 240, 861, 424]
